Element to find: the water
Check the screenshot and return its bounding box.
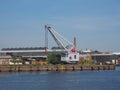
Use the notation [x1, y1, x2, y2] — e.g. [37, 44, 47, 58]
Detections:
[0, 67, 120, 90]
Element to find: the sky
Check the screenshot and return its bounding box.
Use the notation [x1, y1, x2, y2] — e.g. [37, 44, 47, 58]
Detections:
[0, 0, 120, 52]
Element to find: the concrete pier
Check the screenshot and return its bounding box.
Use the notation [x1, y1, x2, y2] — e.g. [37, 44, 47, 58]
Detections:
[0, 65, 115, 72]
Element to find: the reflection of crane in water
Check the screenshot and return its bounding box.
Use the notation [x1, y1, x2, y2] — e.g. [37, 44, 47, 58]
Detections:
[45, 24, 79, 63]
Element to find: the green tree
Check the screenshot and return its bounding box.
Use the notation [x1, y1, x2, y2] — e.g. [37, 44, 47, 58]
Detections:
[47, 52, 61, 65]
[10, 59, 17, 64]
[83, 59, 94, 65]
[10, 55, 23, 64]
[10, 55, 17, 64]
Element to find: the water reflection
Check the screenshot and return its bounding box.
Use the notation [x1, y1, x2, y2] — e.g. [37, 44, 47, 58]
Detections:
[0, 72, 14, 77]
[116, 66, 120, 71]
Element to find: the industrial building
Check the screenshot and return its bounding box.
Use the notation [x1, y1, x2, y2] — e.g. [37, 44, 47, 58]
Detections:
[0, 47, 66, 65]
[79, 51, 120, 65]
[0, 47, 120, 65]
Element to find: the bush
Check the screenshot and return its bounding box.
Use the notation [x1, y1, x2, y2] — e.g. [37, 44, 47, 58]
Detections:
[47, 52, 61, 65]
[79, 59, 94, 65]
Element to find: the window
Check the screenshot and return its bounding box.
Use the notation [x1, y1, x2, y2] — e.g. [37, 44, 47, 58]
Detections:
[74, 55, 76, 59]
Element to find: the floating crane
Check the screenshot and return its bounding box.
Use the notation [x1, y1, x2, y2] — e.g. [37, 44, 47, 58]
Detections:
[45, 24, 79, 63]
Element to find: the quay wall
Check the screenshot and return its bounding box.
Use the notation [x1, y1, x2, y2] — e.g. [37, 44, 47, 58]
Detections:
[0, 65, 115, 72]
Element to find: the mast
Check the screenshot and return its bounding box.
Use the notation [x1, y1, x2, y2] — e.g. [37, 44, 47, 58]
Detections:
[45, 25, 48, 53]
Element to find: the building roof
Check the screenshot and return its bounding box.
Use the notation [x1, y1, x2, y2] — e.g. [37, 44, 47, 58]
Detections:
[0, 56, 12, 59]
[0, 49, 66, 53]
[1, 47, 46, 51]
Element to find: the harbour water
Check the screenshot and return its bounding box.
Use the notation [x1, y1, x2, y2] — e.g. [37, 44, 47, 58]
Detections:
[0, 67, 120, 90]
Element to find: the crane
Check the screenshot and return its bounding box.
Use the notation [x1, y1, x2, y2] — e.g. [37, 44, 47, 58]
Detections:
[45, 24, 79, 63]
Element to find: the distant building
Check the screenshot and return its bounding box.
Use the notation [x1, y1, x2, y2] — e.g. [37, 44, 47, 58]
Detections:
[1, 47, 120, 65]
[0, 56, 12, 65]
[80, 53, 120, 65]
[0, 47, 64, 65]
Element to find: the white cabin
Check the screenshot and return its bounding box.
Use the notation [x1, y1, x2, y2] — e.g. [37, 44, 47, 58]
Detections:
[61, 52, 79, 63]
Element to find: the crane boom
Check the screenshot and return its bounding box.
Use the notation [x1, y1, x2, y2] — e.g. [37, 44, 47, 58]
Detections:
[45, 24, 73, 51]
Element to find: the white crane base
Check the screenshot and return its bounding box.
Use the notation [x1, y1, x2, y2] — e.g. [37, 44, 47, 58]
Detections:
[61, 52, 79, 63]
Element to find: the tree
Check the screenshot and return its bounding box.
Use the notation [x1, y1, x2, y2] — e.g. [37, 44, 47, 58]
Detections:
[51, 46, 64, 50]
[47, 52, 61, 65]
[10, 55, 23, 65]
[78, 57, 94, 65]
[82, 59, 94, 65]
[10, 59, 17, 65]
[10, 55, 17, 64]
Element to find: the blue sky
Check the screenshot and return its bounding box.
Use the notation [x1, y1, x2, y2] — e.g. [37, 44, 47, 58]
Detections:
[0, 0, 120, 52]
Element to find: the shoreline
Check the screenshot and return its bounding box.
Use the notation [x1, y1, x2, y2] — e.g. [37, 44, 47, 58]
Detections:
[0, 65, 115, 72]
